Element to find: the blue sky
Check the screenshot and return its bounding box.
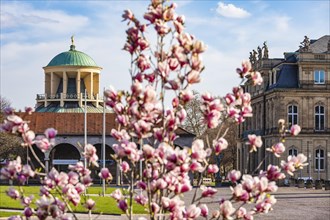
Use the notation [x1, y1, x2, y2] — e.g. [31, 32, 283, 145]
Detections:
[1, 0, 329, 110]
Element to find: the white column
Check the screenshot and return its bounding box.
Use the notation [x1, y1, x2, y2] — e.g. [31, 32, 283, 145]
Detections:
[50, 72, 54, 97]
[63, 71, 68, 95]
[77, 71, 81, 95]
[90, 72, 94, 99]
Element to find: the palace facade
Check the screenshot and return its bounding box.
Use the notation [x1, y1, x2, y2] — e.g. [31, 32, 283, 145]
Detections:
[237, 35, 330, 181]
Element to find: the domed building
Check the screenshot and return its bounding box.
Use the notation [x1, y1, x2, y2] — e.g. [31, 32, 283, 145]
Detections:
[21, 38, 194, 185]
[36, 37, 104, 112]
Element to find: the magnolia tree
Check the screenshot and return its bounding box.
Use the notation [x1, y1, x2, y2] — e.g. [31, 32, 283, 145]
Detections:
[0, 0, 308, 220]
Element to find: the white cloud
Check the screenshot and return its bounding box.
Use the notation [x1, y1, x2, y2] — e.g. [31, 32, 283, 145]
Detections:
[274, 15, 291, 32]
[216, 2, 251, 19]
[1, 2, 89, 38]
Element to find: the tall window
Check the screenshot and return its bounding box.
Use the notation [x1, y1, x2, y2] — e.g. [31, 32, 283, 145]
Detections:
[288, 105, 298, 126]
[289, 148, 298, 157]
[315, 149, 325, 170]
[314, 70, 325, 84]
[315, 106, 325, 131]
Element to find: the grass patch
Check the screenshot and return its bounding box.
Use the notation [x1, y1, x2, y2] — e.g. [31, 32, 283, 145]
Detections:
[0, 185, 146, 215]
[0, 211, 22, 218]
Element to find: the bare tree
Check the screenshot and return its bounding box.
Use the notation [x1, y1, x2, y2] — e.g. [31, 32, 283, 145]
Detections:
[183, 93, 237, 180]
[183, 91, 205, 137]
[0, 96, 24, 162]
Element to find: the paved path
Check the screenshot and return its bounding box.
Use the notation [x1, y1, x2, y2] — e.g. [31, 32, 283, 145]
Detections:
[1, 187, 329, 220]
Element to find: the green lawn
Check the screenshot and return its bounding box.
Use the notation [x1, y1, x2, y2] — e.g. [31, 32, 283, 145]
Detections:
[0, 185, 146, 215]
[0, 212, 22, 218]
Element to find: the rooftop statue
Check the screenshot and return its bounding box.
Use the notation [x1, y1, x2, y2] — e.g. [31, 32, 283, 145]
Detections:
[300, 35, 310, 52]
[249, 51, 254, 64]
[71, 35, 75, 45]
[252, 49, 257, 64]
[262, 41, 269, 59]
[257, 46, 262, 61]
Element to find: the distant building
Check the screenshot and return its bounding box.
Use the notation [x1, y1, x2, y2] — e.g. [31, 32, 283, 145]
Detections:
[23, 38, 194, 184]
[237, 35, 330, 181]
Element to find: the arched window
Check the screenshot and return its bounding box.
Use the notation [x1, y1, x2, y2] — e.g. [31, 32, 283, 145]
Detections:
[315, 148, 325, 170]
[288, 148, 298, 157]
[288, 105, 298, 126]
[315, 105, 325, 131]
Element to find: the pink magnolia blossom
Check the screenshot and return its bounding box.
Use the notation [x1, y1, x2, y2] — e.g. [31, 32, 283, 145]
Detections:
[241, 175, 256, 193]
[290, 124, 301, 136]
[246, 134, 263, 152]
[225, 93, 236, 105]
[84, 199, 95, 210]
[236, 207, 247, 219]
[281, 153, 308, 175]
[137, 38, 149, 50]
[137, 54, 151, 71]
[75, 183, 86, 194]
[191, 139, 206, 161]
[173, 19, 184, 33]
[191, 54, 203, 71]
[122, 9, 134, 21]
[227, 107, 240, 119]
[199, 204, 209, 217]
[21, 164, 34, 178]
[261, 165, 285, 181]
[185, 204, 201, 219]
[6, 187, 20, 199]
[34, 136, 52, 152]
[200, 185, 217, 197]
[193, 40, 207, 54]
[280, 160, 295, 176]
[151, 202, 160, 214]
[68, 171, 79, 185]
[187, 70, 201, 84]
[21, 130, 35, 146]
[220, 200, 235, 220]
[179, 89, 194, 103]
[212, 210, 220, 218]
[81, 174, 93, 187]
[44, 128, 57, 140]
[0, 156, 22, 180]
[121, 161, 130, 173]
[254, 195, 276, 214]
[251, 71, 263, 85]
[207, 164, 219, 174]
[213, 137, 228, 155]
[227, 170, 241, 183]
[190, 161, 205, 172]
[230, 184, 250, 202]
[267, 143, 286, 157]
[111, 189, 123, 201]
[23, 207, 34, 218]
[236, 60, 252, 78]
[168, 57, 179, 70]
[98, 168, 113, 182]
[291, 153, 308, 169]
[118, 200, 128, 212]
[163, 7, 175, 21]
[174, 179, 192, 194]
[21, 195, 33, 207]
[154, 19, 170, 36]
[135, 193, 148, 206]
[83, 144, 99, 167]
